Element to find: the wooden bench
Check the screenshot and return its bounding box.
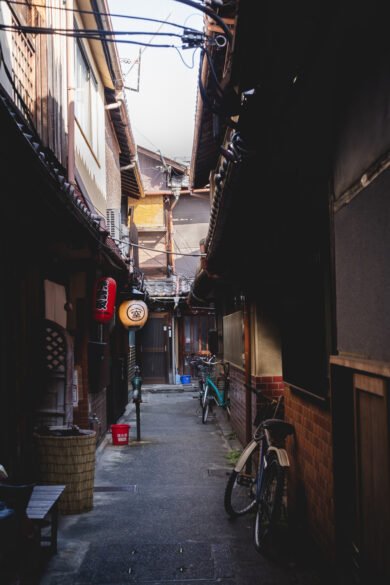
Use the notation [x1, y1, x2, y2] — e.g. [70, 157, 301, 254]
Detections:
[26, 484, 65, 553]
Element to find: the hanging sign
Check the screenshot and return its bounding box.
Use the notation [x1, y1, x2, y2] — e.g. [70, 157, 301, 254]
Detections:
[92, 277, 117, 323]
[118, 300, 148, 329]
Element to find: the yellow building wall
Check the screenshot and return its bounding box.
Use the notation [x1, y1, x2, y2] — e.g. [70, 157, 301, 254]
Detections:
[129, 196, 164, 227]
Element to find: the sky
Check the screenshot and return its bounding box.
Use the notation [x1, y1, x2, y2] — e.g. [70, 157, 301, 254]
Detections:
[108, 0, 203, 164]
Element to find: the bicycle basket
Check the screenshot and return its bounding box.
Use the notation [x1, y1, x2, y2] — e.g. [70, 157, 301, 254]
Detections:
[207, 361, 224, 382]
[211, 363, 229, 393]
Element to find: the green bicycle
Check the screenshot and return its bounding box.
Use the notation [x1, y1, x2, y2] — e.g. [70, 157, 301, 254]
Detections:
[201, 356, 230, 424]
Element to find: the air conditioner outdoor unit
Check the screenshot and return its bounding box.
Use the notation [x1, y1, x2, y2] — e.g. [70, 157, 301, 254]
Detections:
[106, 208, 121, 243]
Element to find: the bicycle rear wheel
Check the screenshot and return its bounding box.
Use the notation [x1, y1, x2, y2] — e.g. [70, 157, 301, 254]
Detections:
[224, 442, 259, 517]
[254, 452, 285, 552]
[198, 379, 204, 407]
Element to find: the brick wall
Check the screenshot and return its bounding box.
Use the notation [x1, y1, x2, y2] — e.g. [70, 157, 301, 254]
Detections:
[252, 375, 284, 398]
[229, 365, 335, 560]
[284, 386, 335, 559]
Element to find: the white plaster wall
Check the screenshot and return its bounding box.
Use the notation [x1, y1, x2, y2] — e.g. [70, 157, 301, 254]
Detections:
[74, 15, 107, 211]
[105, 113, 121, 210]
[173, 196, 210, 278]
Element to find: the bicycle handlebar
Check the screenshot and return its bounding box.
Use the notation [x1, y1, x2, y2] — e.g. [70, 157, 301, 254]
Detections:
[188, 355, 229, 377]
[190, 354, 217, 364]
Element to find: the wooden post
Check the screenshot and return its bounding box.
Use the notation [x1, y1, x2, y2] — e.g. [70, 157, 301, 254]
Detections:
[243, 297, 252, 444]
[136, 402, 141, 442]
[66, 0, 75, 184]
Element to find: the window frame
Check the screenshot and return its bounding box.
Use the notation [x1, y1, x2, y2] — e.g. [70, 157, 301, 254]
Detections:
[75, 39, 99, 159]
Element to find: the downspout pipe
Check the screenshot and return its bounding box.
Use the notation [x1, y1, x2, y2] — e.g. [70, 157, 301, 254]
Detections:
[167, 187, 181, 272]
[166, 200, 175, 274]
[66, 0, 75, 184]
[104, 94, 124, 110]
[171, 191, 180, 210]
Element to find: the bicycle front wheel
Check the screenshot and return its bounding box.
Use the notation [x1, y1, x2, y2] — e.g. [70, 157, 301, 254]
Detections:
[254, 452, 285, 552]
[224, 441, 259, 517]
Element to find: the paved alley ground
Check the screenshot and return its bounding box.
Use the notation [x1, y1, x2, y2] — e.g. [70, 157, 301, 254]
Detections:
[39, 389, 328, 585]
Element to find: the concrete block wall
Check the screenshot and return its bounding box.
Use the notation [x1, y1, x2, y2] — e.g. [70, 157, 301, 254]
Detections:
[284, 386, 335, 559]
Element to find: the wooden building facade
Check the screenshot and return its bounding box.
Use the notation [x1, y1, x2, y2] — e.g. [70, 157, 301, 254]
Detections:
[0, 0, 143, 481]
[189, 1, 390, 583]
[127, 146, 213, 383]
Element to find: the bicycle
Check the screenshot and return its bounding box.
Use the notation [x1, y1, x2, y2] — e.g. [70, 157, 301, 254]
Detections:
[200, 356, 230, 424]
[224, 394, 294, 552]
[188, 355, 210, 407]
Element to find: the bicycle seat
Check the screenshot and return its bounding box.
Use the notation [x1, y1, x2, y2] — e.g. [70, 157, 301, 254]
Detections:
[261, 419, 294, 437]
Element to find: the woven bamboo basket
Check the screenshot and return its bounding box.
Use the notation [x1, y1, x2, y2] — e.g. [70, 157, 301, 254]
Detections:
[34, 430, 96, 514]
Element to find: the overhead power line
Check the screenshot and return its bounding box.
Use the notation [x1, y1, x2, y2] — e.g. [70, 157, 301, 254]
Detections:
[0, 22, 207, 49]
[0, 0, 201, 33]
[0, 24, 184, 38]
[111, 237, 205, 257]
[0, 0, 230, 50]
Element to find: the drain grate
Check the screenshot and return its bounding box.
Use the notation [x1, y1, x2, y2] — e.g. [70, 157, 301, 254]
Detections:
[94, 485, 137, 493]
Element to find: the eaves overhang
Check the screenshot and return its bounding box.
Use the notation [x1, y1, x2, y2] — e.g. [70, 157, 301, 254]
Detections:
[0, 85, 127, 272]
[190, 5, 238, 190]
[105, 89, 144, 199]
[188, 268, 215, 305]
[137, 146, 188, 175]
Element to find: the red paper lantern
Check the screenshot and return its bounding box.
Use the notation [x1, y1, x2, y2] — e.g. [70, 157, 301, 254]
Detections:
[92, 277, 117, 323]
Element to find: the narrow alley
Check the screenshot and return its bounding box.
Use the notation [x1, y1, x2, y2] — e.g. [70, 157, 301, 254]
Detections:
[40, 389, 325, 585]
[2, 2, 390, 584]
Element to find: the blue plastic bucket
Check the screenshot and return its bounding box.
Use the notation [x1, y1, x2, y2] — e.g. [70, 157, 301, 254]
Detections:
[180, 375, 191, 384]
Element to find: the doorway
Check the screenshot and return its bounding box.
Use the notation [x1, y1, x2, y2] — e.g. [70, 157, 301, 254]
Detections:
[137, 312, 171, 383]
[332, 363, 390, 585]
[179, 313, 216, 376]
[352, 373, 390, 583]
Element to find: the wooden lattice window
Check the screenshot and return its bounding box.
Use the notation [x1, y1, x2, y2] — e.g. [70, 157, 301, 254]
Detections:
[11, 16, 35, 117]
[35, 320, 74, 427]
[45, 322, 67, 374]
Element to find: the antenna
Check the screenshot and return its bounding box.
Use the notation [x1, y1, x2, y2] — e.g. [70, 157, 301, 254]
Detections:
[123, 12, 172, 93]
